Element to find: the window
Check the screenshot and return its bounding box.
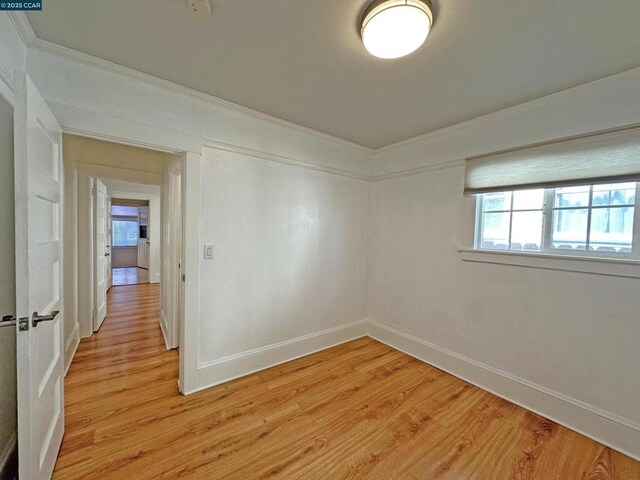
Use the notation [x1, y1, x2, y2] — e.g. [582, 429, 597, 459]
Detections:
[112, 219, 139, 247]
[476, 181, 640, 258]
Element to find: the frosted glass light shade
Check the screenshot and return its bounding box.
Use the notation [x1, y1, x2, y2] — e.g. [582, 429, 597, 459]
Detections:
[361, 0, 433, 59]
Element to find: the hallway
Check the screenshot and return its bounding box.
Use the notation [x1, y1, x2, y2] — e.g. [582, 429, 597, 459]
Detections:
[53, 283, 175, 479]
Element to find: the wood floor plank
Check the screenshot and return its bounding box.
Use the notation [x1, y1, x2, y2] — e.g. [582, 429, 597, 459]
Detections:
[53, 283, 640, 479]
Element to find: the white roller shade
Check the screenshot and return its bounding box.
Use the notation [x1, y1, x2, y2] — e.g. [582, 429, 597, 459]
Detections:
[464, 125, 640, 195]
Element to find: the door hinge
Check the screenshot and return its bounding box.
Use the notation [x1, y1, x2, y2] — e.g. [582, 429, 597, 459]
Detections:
[182, 274, 186, 282]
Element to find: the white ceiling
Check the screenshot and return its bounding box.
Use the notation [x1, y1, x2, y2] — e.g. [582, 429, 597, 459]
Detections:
[27, 0, 640, 149]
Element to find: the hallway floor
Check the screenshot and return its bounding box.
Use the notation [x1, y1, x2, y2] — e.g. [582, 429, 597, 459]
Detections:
[111, 267, 149, 286]
[53, 284, 640, 479]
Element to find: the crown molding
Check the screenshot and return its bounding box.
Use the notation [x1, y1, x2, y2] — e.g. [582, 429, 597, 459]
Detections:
[203, 138, 372, 181]
[27, 38, 374, 156]
[7, 12, 36, 45]
[20, 20, 640, 178]
[372, 158, 463, 182]
[374, 66, 640, 156]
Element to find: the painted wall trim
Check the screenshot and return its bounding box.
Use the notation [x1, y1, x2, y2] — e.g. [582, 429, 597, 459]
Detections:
[203, 138, 372, 181]
[28, 38, 373, 156]
[366, 321, 640, 461]
[188, 317, 640, 459]
[26, 26, 640, 160]
[0, 68, 13, 103]
[64, 321, 80, 376]
[159, 310, 171, 350]
[51, 102, 203, 155]
[179, 152, 201, 394]
[6, 12, 35, 45]
[191, 320, 368, 395]
[372, 159, 464, 182]
[459, 248, 640, 279]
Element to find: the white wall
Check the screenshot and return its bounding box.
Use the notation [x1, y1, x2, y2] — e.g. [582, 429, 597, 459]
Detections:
[369, 68, 640, 458]
[111, 247, 137, 267]
[197, 147, 369, 365]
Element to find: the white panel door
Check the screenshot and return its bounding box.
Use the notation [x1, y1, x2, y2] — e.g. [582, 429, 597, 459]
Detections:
[106, 195, 112, 289]
[138, 206, 150, 269]
[93, 179, 108, 331]
[14, 72, 65, 480]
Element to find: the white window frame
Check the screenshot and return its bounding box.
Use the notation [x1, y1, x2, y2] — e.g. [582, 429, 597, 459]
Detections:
[474, 182, 640, 260]
[111, 216, 139, 248]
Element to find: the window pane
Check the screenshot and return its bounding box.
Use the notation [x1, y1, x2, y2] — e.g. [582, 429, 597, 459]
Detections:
[590, 206, 634, 251]
[554, 185, 590, 208]
[481, 212, 510, 249]
[511, 211, 543, 251]
[483, 192, 511, 212]
[591, 183, 635, 207]
[512, 189, 544, 210]
[552, 208, 588, 249]
[111, 205, 140, 216]
[112, 220, 138, 247]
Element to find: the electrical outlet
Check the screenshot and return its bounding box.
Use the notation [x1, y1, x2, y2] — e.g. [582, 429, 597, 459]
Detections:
[203, 244, 214, 259]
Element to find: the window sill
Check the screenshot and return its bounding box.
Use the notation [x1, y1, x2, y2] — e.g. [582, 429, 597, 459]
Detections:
[458, 248, 640, 279]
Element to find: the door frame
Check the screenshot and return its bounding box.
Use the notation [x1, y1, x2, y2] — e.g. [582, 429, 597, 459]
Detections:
[58, 107, 202, 394]
[163, 159, 183, 349]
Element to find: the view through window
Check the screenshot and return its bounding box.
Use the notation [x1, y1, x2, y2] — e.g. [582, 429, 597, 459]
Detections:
[477, 182, 638, 257]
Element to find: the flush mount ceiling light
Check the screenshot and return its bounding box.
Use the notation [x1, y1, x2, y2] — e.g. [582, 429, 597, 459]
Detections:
[361, 0, 434, 59]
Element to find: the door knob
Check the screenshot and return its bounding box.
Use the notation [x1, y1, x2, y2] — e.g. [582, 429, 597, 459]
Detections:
[32, 310, 60, 327]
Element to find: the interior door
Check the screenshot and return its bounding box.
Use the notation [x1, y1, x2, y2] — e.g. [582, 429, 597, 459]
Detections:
[14, 72, 65, 480]
[106, 195, 112, 289]
[93, 179, 108, 331]
[138, 205, 150, 269]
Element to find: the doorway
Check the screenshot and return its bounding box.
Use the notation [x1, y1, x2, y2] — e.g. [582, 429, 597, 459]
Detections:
[63, 135, 184, 354]
[110, 198, 152, 286]
[10, 71, 202, 479]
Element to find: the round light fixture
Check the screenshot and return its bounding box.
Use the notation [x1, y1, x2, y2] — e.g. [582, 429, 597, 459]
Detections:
[361, 0, 434, 59]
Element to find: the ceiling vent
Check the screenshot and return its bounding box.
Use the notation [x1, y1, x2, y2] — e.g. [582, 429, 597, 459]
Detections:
[188, 0, 211, 16]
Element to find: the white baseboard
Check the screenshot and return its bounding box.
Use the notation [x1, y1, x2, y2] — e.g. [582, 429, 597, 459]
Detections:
[185, 317, 639, 461]
[159, 310, 171, 350]
[64, 322, 80, 376]
[0, 431, 17, 477]
[192, 320, 368, 395]
[366, 321, 640, 461]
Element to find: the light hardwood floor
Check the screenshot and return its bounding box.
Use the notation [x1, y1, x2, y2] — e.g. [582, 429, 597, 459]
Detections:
[111, 267, 149, 286]
[54, 283, 640, 479]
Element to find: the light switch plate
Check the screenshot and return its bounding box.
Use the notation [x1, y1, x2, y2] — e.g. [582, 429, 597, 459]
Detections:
[203, 244, 214, 259]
